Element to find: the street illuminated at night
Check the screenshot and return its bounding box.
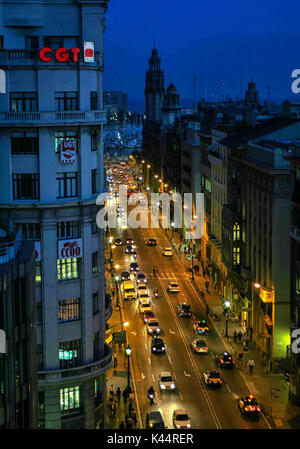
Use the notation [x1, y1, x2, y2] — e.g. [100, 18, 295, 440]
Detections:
[0, 0, 300, 439]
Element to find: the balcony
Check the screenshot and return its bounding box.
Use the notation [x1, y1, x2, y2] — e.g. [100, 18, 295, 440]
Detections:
[0, 226, 22, 264]
[0, 110, 107, 127]
[38, 344, 112, 384]
[291, 225, 300, 242]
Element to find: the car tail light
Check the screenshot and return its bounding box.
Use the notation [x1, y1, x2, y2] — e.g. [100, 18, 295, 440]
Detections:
[245, 406, 250, 412]
[219, 380, 223, 384]
[220, 359, 223, 363]
[181, 313, 183, 316]
[209, 380, 212, 383]
[257, 407, 261, 412]
[232, 360, 235, 364]
[204, 347, 208, 351]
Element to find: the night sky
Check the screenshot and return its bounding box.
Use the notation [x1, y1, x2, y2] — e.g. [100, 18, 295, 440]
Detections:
[104, 0, 300, 111]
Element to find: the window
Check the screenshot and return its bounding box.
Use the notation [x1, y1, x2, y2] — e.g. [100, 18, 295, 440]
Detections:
[91, 128, 98, 151]
[56, 172, 78, 198]
[233, 247, 240, 266]
[60, 386, 80, 417]
[93, 292, 99, 314]
[233, 222, 240, 241]
[35, 261, 42, 283]
[54, 130, 78, 153]
[59, 340, 80, 369]
[296, 272, 300, 295]
[25, 36, 39, 50]
[91, 92, 98, 110]
[13, 174, 40, 199]
[57, 221, 80, 239]
[22, 223, 41, 240]
[44, 36, 64, 49]
[91, 218, 97, 234]
[11, 130, 38, 154]
[92, 251, 98, 274]
[57, 258, 80, 281]
[93, 331, 100, 360]
[10, 92, 38, 112]
[58, 298, 80, 322]
[91, 169, 97, 194]
[55, 92, 78, 111]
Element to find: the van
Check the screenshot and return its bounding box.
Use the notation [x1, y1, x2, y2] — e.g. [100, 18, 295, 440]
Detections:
[145, 411, 165, 429]
[122, 280, 136, 300]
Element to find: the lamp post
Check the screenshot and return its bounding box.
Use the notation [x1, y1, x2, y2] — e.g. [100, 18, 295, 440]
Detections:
[115, 275, 120, 308]
[171, 222, 175, 241]
[125, 345, 132, 391]
[224, 300, 231, 337]
[146, 164, 151, 186]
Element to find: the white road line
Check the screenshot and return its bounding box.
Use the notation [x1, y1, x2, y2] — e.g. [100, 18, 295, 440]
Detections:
[167, 354, 172, 365]
[148, 357, 151, 365]
[144, 343, 147, 350]
[173, 373, 177, 381]
[141, 372, 145, 380]
[152, 374, 155, 382]
[169, 329, 175, 334]
[226, 385, 231, 393]
[184, 370, 191, 377]
[179, 392, 183, 401]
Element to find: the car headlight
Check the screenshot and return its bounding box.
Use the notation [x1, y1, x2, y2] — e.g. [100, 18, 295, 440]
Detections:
[152, 347, 156, 351]
[160, 384, 166, 389]
[162, 347, 165, 350]
[170, 384, 175, 389]
[148, 329, 153, 333]
[156, 328, 161, 332]
[176, 424, 181, 429]
[187, 424, 191, 428]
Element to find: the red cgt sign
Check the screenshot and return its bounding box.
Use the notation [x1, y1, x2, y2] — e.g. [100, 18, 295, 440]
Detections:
[39, 42, 94, 63]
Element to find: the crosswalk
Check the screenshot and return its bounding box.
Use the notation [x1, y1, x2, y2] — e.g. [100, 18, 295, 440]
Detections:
[147, 271, 191, 280]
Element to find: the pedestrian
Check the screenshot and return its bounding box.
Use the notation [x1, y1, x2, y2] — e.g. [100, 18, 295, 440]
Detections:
[112, 289, 115, 298]
[128, 401, 133, 414]
[109, 384, 115, 396]
[122, 388, 128, 404]
[248, 359, 254, 374]
[116, 387, 121, 402]
[205, 304, 210, 316]
[237, 330, 242, 342]
[113, 350, 118, 368]
[244, 334, 249, 346]
[205, 281, 209, 292]
[111, 400, 117, 418]
[131, 410, 137, 427]
[203, 269, 206, 278]
[238, 350, 243, 364]
[179, 244, 181, 252]
[119, 421, 125, 429]
[243, 341, 248, 352]
[233, 330, 237, 343]
[156, 267, 159, 275]
[153, 267, 156, 277]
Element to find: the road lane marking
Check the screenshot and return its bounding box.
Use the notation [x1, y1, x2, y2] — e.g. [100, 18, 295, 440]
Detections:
[131, 331, 137, 336]
[169, 329, 175, 334]
[167, 354, 172, 365]
[148, 357, 151, 365]
[184, 370, 191, 377]
[226, 385, 231, 393]
[152, 374, 155, 382]
[141, 373, 145, 380]
[179, 392, 183, 401]
[144, 343, 147, 350]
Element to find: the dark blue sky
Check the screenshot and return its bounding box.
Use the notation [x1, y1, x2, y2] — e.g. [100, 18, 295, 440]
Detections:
[104, 0, 300, 110]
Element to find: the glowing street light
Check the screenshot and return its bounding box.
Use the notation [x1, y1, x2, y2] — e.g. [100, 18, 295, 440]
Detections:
[254, 283, 261, 289]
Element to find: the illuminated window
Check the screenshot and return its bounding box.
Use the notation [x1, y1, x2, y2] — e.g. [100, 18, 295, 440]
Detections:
[58, 298, 80, 322]
[35, 261, 42, 283]
[57, 258, 80, 281]
[59, 340, 80, 369]
[233, 222, 240, 241]
[60, 386, 80, 416]
[233, 247, 240, 265]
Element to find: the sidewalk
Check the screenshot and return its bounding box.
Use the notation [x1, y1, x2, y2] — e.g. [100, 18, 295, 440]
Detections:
[163, 227, 300, 429]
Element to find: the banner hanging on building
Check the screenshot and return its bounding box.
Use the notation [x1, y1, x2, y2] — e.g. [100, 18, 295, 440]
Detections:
[60, 140, 76, 163]
[58, 239, 82, 259]
[84, 42, 94, 62]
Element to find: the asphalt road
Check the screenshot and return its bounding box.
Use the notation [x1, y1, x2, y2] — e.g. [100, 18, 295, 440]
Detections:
[110, 204, 270, 430]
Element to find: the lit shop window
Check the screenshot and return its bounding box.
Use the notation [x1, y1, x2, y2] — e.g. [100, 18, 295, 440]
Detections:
[233, 247, 240, 266]
[57, 258, 80, 281]
[59, 340, 80, 369]
[60, 386, 80, 416]
[233, 222, 240, 241]
[58, 298, 80, 322]
[35, 261, 42, 283]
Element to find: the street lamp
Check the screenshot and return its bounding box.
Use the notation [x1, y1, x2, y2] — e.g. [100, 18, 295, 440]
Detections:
[171, 222, 175, 240]
[115, 275, 120, 307]
[125, 345, 132, 391]
[224, 300, 231, 337]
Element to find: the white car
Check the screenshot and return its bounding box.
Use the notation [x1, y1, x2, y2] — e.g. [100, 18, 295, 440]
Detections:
[139, 301, 152, 314]
[137, 284, 149, 296]
[168, 282, 180, 293]
[146, 318, 161, 335]
[191, 338, 208, 353]
[172, 409, 191, 429]
[158, 372, 176, 391]
[138, 293, 151, 304]
[162, 247, 172, 257]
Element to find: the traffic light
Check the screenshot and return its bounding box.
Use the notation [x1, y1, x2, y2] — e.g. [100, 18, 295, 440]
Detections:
[188, 256, 191, 261]
[110, 257, 114, 264]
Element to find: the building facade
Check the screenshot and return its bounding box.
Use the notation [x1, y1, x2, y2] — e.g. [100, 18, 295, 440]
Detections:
[0, 0, 111, 429]
[0, 223, 37, 428]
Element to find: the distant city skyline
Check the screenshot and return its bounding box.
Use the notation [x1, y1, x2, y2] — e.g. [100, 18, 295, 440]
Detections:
[104, 0, 300, 112]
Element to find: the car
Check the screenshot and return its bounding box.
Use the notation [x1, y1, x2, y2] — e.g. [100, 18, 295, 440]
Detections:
[121, 270, 130, 281]
[238, 395, 261, 416]
[126, 237, 134, 245]
[172, 409, 191, 429]
[114, 237, 122, 246]
[125, 244, 134, 254]
[215, 352, 235, 368]
[139, 301, 152, 314]
[192, 338, 208, 353]
[158, 372, 176, 391]
[203, 370, 223, 387]
[147, 238, 157, 246]
[137, 284, 149, 296]
[130, 262, 139, 273]
[177, 303, 191, 317]
[151, 336, 166, 353]
[138, 293, 151, 304]
[145, 411, 165, 429]
[137, 272, 147, 284]
[162, 247, 172, 257]
[193, 320, 210, 335]
[143, 310, 155, 324]
[146, 318, 161, 335]
[168, 282, 180, 293]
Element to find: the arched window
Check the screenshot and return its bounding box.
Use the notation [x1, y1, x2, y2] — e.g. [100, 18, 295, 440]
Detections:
[233, 222, 240, 241]
[233, 247, 240, 265]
